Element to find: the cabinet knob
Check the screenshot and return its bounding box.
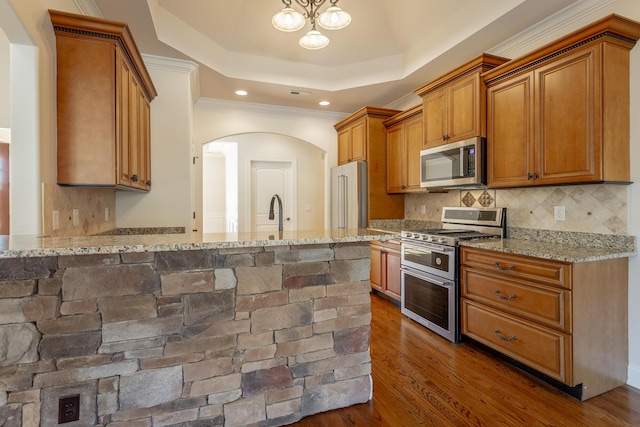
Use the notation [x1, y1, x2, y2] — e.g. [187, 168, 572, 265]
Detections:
[146, 180, 151, 186]
[131, 174, 139, 182]
[526, 172, 539, 180]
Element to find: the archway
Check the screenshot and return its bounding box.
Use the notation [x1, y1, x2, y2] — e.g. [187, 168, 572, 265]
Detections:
[200, 133, 325, 234]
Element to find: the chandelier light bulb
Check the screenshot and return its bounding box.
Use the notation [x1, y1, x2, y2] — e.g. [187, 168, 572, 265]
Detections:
[318, 6, 351, 30]
[299, 29, 329, 49]
[272, 7, 305, 32]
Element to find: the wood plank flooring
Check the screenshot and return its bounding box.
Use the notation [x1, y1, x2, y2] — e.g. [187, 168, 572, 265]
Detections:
[294, 293, 640, 426]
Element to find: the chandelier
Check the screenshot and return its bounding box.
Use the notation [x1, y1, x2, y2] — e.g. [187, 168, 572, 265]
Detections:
[272, 0, 351, 50]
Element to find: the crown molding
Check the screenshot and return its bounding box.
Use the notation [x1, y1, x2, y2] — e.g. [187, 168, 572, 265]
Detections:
[488, 0, 617, 58]
[73, 0, 103, 18]
[196, 98, 349, 121]
[142, 54, 200, 102]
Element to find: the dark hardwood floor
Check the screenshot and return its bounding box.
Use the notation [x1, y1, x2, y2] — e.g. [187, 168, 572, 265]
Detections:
[294, 293, 640, 426]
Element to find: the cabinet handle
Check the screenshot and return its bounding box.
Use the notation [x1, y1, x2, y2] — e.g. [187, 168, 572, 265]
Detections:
[494, 289, 517, 300]
[494, 329, 517, 342]
[493, 261, 516, 271]
[131, 174, 139, 182]
[146, 180, 151, 186]
[526, 172, 539, 180]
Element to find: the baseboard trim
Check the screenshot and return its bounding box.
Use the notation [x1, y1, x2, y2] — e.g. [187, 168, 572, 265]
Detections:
[627, 363, 640, 390]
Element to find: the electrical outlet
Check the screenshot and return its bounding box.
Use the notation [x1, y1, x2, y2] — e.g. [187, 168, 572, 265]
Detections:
[58, 394, 80, 423]
[52, 210, 60, 230]
[554, 205, 565, 221]
[421, 205, 426, 215]
[72, 209, 79, 226]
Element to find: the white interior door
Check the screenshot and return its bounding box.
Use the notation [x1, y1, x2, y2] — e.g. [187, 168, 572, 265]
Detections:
[251, 161, 296, 232]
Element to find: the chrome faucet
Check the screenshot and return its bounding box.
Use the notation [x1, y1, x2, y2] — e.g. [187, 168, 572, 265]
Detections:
[268, 194, 283, 232]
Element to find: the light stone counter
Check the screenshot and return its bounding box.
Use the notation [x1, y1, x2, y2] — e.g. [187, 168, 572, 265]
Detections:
[460, 238, 637, 263]
[0, 228, 395, 258]
[0, 229, 382, 426]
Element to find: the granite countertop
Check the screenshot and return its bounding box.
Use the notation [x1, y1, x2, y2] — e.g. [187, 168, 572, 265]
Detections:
[0, 229, 397, 258]
[460, 238, 637, 263]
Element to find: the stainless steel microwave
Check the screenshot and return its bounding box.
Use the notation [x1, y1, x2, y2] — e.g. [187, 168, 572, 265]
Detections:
[420, 137, 486, 189]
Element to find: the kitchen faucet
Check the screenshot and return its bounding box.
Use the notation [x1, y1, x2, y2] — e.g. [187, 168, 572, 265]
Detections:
[268, 194, 283, 232]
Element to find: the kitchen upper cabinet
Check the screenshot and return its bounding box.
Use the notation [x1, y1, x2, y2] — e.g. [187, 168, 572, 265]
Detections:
[414, 54, 509, 149]
[338, 120, 366, 165]
[484, 14, 640, 188]
[334, 107, 404, 223]
[460, 246, 628, 400]
[384, 106, 424, 193]
[370, 239, 401, 301]
[50, 10, 157, 191]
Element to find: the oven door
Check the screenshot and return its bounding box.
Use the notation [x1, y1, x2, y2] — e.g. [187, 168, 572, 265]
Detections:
[401, 266, 458, 343]
[401, 240, 456, 281]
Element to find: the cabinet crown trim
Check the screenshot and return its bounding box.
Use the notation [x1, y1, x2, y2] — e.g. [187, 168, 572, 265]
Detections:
[414, 53, 509, 97]
[383, 105, 422, 127]
[334, 106, 401, 130]
[49, 9, 157, 101]
[482, 14, 640, 85]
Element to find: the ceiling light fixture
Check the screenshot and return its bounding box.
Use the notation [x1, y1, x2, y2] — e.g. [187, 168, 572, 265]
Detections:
[272, 0, 351, 50]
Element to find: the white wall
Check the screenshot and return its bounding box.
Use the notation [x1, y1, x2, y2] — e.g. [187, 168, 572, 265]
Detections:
[206, 133, 325, 232]
[0, 0, 75, 235]
[0, 31, 10, 128]
[193, 99, 348, 229]
[115, 56, 197, 230]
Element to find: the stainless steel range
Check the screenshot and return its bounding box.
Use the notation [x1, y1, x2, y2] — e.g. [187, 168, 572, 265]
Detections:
[400, 206, 506, 342]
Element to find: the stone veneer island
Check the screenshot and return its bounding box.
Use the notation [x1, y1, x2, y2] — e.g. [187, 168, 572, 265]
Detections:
[0, 229, 394, 426]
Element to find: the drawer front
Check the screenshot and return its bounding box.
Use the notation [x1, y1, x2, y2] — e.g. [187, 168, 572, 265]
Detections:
[460, 247, 571, 289]
[461, 267, 572, 332]
[462, 300, 572, 384]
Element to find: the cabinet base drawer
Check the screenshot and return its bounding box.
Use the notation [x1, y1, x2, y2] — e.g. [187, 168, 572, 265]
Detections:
[461, 299, 572, 384]
[461, 267, 571, 332]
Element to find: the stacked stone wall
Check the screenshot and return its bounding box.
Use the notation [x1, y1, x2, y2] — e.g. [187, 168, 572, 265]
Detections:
[0, 242, 372, 426]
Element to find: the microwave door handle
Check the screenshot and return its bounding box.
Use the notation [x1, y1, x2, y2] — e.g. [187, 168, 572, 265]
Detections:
[460, 147, 465, 177]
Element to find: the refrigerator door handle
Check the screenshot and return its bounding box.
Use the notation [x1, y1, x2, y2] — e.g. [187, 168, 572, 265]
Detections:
[338, 174, 347, 228]
[342, 174, 348, 228]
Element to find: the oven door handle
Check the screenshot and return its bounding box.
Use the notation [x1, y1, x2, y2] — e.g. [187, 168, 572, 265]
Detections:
[401, 241, 455, 253]
[401, 266, 448, 287]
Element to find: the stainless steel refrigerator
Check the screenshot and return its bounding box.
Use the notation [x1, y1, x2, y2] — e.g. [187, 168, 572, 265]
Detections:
[331, 160, 367, 229]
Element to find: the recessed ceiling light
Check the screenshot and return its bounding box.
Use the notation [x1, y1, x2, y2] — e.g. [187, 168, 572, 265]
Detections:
[235, 90, 248, 96]
[319, 101, 330, 106]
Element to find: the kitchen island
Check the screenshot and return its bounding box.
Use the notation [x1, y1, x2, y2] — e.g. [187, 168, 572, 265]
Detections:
[0, 229, 394, 426]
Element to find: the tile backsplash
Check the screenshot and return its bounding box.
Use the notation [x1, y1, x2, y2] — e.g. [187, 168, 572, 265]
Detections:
[42, 183, 116, 236]
[405, 184, 629, 235]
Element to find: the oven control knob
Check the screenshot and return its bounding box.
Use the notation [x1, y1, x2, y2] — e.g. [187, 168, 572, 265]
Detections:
[422, 235, 428, 240]
[439, 238, 448, 244]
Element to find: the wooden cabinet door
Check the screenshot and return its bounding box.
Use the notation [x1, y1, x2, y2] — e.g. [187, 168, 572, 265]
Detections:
[448, 74, 480, 142]
[350, 120, 367, 162]
[337, 127, 350, 165]
[128, 73, 141, 189]
[405, 115, 424, 192]
[384, 244, 402, 300]
[423, 88, 447, 148]
[138, 89, 151, 190]
[487, 73, 535, 188]
[370, 242, 383, 292]
[534, 47, 600, 185]
[386, 123, 404, 193]
[117, 54, 134, 188]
